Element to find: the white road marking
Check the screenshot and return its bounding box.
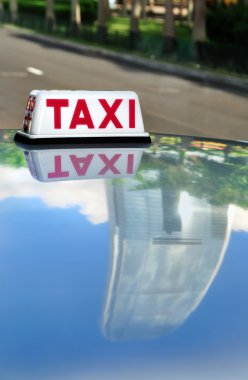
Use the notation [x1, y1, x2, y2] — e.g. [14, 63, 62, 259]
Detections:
[0, 71, 27, 78]
[26, 67, 44, 76]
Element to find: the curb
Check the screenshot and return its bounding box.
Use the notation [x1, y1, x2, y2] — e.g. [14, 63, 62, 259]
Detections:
[5, 24, 248, 94]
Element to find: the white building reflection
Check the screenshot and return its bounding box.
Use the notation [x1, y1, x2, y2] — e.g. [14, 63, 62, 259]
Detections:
[102, 178, 232, 340]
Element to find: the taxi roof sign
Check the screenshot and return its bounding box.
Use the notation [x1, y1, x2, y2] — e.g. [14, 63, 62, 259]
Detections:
[14, 90, 150, 144]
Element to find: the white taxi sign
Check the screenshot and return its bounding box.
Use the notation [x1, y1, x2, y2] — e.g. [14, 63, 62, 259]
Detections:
[15, 90, 150, 143]
[20, 147, 144, 182]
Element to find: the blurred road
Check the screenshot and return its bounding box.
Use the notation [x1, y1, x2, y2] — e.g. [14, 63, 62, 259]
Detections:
[0, 27, 247, 141]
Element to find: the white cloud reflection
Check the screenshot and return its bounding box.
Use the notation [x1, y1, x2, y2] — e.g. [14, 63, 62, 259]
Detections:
[0, 166, 108, 224]
[0, 165, 247, 230]
[230, 205, 248, 232]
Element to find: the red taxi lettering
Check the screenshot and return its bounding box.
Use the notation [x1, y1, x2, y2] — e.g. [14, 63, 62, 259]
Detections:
[127, 154, 134, 174]
[98, 99, 123, 129]
[46, 153, 136, 179]
[48, 156, 69, 178]
[69, 100, 94, 129]
[98, 154, 121, 175]
[129, 99, 135, 129]
[46, 98, 136, 129]
[70, 154, 94, 176]
[46, 99, 69, 129]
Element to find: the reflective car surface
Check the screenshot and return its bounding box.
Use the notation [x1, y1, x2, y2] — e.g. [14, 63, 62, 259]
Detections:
[0, 130, 247, 379]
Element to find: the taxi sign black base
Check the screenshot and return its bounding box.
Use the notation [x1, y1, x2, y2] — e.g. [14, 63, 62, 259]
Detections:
[14, 131, 151, 148]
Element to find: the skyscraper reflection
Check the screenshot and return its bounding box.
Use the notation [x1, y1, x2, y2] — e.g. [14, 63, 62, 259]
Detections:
[102, 145, 232, 340]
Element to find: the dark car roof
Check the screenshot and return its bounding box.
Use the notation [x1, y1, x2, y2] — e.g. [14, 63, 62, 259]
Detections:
[0, 130, 247, 379]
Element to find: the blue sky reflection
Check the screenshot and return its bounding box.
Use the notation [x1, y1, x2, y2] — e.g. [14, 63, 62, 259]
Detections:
[0, 194, 247, 379]
[0, 132, 247, 379]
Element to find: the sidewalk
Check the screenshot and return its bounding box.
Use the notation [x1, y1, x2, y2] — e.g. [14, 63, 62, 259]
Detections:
[5, 24, 248, 93]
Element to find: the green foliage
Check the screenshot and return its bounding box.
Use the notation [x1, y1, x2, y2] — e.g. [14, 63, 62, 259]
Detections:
[207, 1, 248, 47]
[135, 136, 248, 209]
[187, 160, 248, 207]
[81, 0, 97, 25]
[3, 0, 97, 25]
[0, 131, 26, 167]
[57, 0, 97, 25]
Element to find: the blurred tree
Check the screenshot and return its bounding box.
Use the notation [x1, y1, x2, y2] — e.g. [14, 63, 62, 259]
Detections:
[223, 0, 238, 4]
[97, 0, 109, 42]
[71, 0, 81, 35]
[10, 0, 18, 23]
[0, 0, 3, 21]
[163, 0, 176, 53]
[46, 0, 55, 32]
[141, 0, 146, 18]
[193, 0, 207, 42]
[104, 0, 110, 15]
[81, 0, 97, 25]
[207, 0, 248, 47]
[121, 0, 128, 16]
[187, 0, 194, 25]
[130, 0, 142, 48]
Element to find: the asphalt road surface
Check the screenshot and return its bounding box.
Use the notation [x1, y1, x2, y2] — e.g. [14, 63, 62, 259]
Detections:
[0, 27, 247, 141]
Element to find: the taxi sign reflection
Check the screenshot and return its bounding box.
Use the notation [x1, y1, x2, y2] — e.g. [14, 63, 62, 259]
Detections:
[20, 147, 144, 182]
